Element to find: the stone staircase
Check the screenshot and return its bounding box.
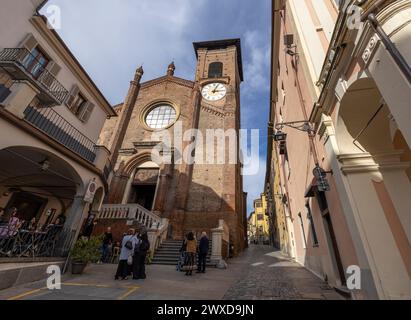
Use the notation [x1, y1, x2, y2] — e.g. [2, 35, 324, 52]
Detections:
[152, 239, 213, 266]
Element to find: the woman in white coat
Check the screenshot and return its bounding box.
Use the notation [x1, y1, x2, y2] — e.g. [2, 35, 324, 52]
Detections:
[115, 228, 138, 280]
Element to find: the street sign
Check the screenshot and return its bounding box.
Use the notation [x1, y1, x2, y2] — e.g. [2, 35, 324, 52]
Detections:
[84, 179, 97, 203]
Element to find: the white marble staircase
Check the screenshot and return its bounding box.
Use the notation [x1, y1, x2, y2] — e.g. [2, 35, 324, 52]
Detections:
[98, 203, 169, 254]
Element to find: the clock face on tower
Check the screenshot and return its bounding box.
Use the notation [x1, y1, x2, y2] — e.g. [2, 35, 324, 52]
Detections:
[201, 83, 227, 101]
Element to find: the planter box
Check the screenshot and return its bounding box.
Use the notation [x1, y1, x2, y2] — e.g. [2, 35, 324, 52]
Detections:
[71, 262, 87, 274]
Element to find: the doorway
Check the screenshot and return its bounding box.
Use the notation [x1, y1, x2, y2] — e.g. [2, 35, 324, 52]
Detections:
[129, 184, 156, 210]
[315, 190, 346, 286]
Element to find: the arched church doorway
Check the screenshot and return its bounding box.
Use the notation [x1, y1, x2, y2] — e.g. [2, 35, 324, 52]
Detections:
[127, 161, 159, 211]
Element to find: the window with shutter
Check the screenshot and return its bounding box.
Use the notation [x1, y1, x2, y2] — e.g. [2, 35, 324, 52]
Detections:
[42, 61, 61, 87]
[72, 93, 87, 116]
[21, 46, 49, 79]
[65, 85, 94, 122]
[19, 33, 38, 53]
[65, 84, 80, 109]
[79, 101, 94, 122]
[46, 61, 61, 76]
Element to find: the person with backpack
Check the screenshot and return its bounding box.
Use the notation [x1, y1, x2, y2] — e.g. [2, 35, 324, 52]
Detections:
[115, 228, 138, 280]
[185, 232, 197, 276]
[132, 232, 150, 280]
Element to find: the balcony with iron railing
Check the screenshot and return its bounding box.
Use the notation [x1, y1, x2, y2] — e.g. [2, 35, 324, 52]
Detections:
[23, 106, 96, 162]
[0, 48, 68, 106]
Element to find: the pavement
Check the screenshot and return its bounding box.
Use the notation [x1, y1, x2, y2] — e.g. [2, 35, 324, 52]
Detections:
[0, 245, 345, 300]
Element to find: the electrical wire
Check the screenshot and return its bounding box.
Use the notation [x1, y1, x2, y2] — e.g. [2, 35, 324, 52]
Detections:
[352, 102, 385, 152]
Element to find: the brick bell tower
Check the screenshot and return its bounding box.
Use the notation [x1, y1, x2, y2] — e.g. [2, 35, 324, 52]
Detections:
[98, 39, 247, 256]
[173, 39, 246, 254]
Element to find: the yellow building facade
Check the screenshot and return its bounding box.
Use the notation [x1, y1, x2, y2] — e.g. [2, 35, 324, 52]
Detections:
[248, 194, 270, 244]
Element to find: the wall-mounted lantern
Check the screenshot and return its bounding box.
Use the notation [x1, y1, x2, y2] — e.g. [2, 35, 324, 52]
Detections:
[313, 165, 330, 192]
[273, 130, 287, 142]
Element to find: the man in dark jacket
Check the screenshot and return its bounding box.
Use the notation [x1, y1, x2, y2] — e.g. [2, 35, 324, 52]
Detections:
[101, 227, 113, 263]
[197, 231, 209, 273]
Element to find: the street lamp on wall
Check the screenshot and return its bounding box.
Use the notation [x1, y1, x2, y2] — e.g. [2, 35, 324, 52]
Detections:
[273, 130, 287, 142]
[273, 120, 332, 192]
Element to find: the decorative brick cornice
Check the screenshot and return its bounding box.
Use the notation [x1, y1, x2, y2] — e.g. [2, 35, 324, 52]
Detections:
[140, 75, 194, 90]
[201, 103, 225, 117]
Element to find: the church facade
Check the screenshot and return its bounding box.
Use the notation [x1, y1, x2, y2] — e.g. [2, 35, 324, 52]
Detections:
[97, 39, 247, 255]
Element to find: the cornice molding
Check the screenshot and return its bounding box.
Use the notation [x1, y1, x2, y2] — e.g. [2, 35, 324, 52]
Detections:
[338, 150, 410, 174]
[140, 75, 194, 90]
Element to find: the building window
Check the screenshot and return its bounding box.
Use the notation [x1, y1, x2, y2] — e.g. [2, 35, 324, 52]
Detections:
[306, 202, 319, 247]
[208, 62, 223, 78]
[71, 93, 87, 116]
[145, 104, 177, 129]
[65, 85, 95, 123]
[22, 46, 49, 78]
[257, 214, 264, 221]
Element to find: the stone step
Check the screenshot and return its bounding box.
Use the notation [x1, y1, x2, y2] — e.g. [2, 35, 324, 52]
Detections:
[152, 239, 213, 266]
[151, 260, 215, 266]
[151, 260, 212, 266]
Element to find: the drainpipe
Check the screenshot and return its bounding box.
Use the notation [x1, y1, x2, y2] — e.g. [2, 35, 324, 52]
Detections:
[361, 4, 411, 84]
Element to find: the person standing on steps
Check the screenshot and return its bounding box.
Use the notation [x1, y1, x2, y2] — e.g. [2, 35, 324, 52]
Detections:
[197, 231, 209, 273]
[185, 232, 196, 276]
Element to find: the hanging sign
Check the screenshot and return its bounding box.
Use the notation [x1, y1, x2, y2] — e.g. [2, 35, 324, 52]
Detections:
[84, 179, 97, 203]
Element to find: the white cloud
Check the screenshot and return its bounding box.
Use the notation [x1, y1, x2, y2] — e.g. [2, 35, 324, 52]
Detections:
[242, 30, 270, 95]
[243, 152, 266, 215]
[43, 0, 207, 103]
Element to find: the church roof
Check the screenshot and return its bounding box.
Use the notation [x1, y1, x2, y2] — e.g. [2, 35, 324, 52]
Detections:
[140, 75, 195, 89]
[193, 38, 244, 82]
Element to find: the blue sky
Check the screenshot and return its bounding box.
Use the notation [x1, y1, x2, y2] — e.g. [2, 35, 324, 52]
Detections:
[43, 0, 270, 215]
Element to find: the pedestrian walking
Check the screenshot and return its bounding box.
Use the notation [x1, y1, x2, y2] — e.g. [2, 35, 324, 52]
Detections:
[101, 227, 113, 263]
[115, 228, 138, 280]
[197, 231, 209, 273]
[185, 232, 196, 276]
[177, 235, 187, 272]
[132, 232, 150, 279]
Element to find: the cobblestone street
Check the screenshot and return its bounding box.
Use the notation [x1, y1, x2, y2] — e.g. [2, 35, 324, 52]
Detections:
[0, 245, 344, 300]
[224, 245, 344, 300]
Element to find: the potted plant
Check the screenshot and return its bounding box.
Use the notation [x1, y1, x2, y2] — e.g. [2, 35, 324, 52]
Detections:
[70, 236, 102, 274]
